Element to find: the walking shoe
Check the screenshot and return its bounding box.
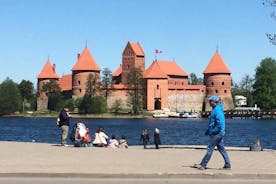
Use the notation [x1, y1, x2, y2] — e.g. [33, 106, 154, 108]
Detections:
[193, 164, 201, 168]
[193, 164, 206, 170]
[222, 165, 231, 170]
[61, 144, 69, 147]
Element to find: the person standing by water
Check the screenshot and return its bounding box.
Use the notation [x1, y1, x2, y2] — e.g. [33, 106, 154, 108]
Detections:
[58, 106, 71, 147]
[140, 129, 149, 149]
[194, 95, 231, 170]
[154, 128, 161, 149]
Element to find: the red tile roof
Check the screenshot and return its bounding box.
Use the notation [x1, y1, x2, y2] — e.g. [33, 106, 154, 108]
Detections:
[129, 42, 144, 56]
[144, 61, 168, 79]
[37, 60, 59, 79]
[112, 64, 122, 77]
[203, 51, 231, 74]
[156, 60, 189, 76]
[58, 74, 72, 91]
[72, 47, 100, 71]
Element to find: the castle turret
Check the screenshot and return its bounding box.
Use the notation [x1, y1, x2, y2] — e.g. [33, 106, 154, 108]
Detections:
[71, 46, 100, 97]
[121, 42, 145, 84]
[37, 59, 59, 110]
[203, 51, 234, 111]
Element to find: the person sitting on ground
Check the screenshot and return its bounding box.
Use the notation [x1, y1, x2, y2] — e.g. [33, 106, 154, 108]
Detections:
[92, 127, 109, 147]
[249, 139, 262, 151]
[119, 135, 128, 148]
[107, 135, 119, 148]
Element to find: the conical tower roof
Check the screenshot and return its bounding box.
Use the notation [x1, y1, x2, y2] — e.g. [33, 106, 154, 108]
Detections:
[72, 47, 100, 71]
[203, 51, 231, 74]
[37, 60, 59, 79]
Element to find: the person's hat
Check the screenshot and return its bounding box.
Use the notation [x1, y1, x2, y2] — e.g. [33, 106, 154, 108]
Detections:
[208, 95, 219, 102]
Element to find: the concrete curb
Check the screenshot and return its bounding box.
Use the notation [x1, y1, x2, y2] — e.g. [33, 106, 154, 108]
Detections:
[0, 173, 276, 179]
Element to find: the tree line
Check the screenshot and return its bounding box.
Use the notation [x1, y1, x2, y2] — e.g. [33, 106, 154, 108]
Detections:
[0, 58, 275, 115]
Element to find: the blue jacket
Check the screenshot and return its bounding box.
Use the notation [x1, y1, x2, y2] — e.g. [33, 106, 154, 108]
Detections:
[205, 104, 225, 136]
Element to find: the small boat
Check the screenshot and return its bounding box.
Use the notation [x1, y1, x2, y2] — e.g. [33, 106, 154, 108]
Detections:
[178, 112, 198, 118]
[152, 113, 169, 118]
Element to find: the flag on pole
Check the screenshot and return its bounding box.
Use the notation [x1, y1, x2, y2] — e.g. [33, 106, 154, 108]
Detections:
[155, 49, 163, 54]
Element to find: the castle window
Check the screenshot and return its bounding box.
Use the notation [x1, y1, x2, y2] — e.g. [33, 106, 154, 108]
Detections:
[224, 90, 227, 93]
[79, 89, 82, 93]
[127, 64, 129, 69]
[212, 82, 214, 86]
[215, 90, 218, 93]
[78, 81, 81, 85]
[157, 85, 159, 89]
[222, 82, 225, 85]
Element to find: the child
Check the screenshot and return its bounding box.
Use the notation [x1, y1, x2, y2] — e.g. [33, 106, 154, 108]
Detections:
[119, 135, 128, 148]
[107, 135, 119, 148]
[154, 128, 161, 149]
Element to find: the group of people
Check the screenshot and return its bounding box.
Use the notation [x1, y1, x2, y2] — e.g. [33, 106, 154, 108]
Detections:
[57, 95, 264, 171]
[92, 127, 128, 148]
[140, 128, 161, 149]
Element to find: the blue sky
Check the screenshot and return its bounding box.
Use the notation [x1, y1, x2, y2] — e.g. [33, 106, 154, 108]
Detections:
[0, 0, 275, 87]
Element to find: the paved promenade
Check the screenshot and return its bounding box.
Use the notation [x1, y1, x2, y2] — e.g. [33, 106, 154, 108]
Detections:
[0, 141, 275, 179]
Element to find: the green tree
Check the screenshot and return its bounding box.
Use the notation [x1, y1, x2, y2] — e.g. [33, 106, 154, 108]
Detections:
[86, 73, 101, 98]
[126, 67, 145, 115]
[90, 96, 108, 113]
[18, 80, 36, 111]
[101, 68, 113, 100]
[78, 95, 107, 114]
[253, 58, 276, 110]
[0, 78, 22, 115]
[239, 74, 254, 106]
[42, 79, 62, 111]
[189, 73, 203, 84]
[78, 94, 92, 114]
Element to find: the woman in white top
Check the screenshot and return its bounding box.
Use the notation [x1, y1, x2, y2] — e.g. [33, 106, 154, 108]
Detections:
[93, 127, 108, 147]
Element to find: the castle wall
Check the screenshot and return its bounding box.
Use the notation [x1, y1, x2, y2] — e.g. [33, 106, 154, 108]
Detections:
[36, 96, 48, 111]
[72, 71, 100, 97]
[107, 90, 129, 110]
[168, 89, 205, 112]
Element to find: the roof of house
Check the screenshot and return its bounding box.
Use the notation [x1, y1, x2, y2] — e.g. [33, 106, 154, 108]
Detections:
[72, 47, 100, 71]
[112, 64, 122, 77]
[58, 74, 72, 91]
[37, 60, 59, 79]
[157, 60, 188, 76]
[144, 61, 168, 79]
[128, 42, 145, 56]
[203, 51, 231, 74]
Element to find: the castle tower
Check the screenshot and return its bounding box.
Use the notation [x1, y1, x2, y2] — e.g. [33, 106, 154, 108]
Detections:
[203, 51, 234, 111]
[144, 61, 168, 110]
[71, 46, 100, 97]
[37, 59, 59, 110]
[121, 42, 145, 84]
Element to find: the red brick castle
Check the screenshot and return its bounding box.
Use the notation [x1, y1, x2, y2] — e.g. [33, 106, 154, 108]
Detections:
[37, 42, 234, 112]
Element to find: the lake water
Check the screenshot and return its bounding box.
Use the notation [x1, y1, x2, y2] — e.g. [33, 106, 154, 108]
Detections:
[0, 117, 275, 149]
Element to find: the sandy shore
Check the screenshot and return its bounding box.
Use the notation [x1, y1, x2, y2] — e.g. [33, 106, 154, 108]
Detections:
[0, 141, 275, 178]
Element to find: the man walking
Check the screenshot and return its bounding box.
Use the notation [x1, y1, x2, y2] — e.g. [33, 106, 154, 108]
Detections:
[194, 95, 231, 170]
[59, 106, 71, 146]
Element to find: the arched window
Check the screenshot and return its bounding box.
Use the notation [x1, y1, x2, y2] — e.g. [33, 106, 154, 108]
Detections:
[157, 85, 159, 89]
[215, 90, 218, 93]
[212, 82, 214, 86]
[222, 82, 225, 85]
